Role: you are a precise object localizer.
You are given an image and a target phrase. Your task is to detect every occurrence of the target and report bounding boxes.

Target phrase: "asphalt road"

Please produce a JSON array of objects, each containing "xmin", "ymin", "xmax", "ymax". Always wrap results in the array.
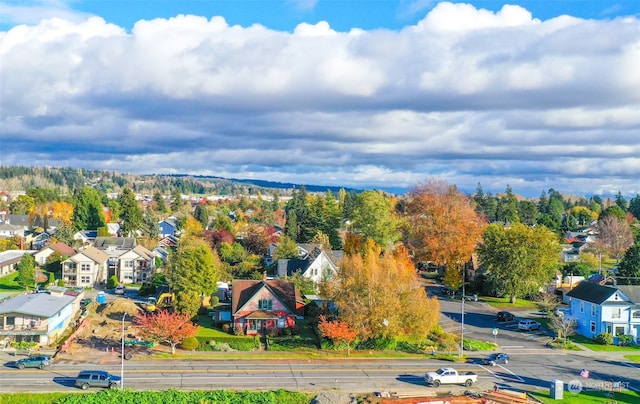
[{"xmin": 1, "ymin": 284, "xmax": 639, "ymax": 398}]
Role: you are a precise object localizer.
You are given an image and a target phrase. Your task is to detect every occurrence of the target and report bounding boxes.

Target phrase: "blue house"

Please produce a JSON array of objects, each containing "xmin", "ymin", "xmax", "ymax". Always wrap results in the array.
[
  {"xmin": 158, "ymin": 218, "xmax": 178, "ymax": 238},
  {"xmin": 566, "ymin": 281, "xmax": 640, "ymax": 343}
]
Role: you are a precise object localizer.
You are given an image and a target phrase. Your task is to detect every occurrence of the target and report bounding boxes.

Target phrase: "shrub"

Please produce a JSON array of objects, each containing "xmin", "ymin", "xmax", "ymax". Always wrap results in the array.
[
  {"xmin": 210, "ymin": 296, "xmax": 220, "ymax": 306},
  {"xmin": 57, "ymin": 279, "xmax": 65, "ymax": 287},
  {"xmin": 618, "ymin": 334, "xmax": 634, "ymax": 346},
  {"xmin": 233, "ymin": 326, "xmax": 245, "ymax": 336},
  {"xmin": 594, "ymin": 332, "xmax": 614, "ymax": 345},
  {"xmin": 221, "ymin": 324, "xmax": 231, "ymax": 333},
  {"xmin": 48, "ymin": 272, "xmax": 54, "ymax": 285},
  {"xmin": 180, "ymin": 336, "xmax": 199, "ymax": 350},
  {"xmin": 107, "ymin": 275, "xmax": 119, "ymax": 289}
]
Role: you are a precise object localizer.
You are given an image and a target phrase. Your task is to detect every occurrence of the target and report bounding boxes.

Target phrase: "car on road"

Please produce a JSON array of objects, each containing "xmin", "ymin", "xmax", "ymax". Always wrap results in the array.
[
  {"xmin": 15, "ymin": 354, "xmax": 52, "ymax": 370},
  {"xmin": 482, "ymin": 353, "xmax": 509, "ymax": 366},
  {"xmin": 424, "ymin": 367, "xmax": 477, "ymax": 387},
  {"xmin": 114, "ymin": 285, "xmax": 126, "ymax": 295},
  {"xmin": 518, "ymin": 319, "xmax": 541, "ymax": 331},
  {"xmin": 75, "ymin": 370, "xmax": 121, "ymax": 389},
  {"xmin": 496, "ymin": 311, "xmax": 515, "ymax": 322}
]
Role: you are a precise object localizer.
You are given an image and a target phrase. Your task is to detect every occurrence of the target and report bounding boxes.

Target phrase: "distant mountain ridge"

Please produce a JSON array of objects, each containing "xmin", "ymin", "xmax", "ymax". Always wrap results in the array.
[{"xmin": 0, "ymin": 166, "xmax": 373, "ymax": 196}]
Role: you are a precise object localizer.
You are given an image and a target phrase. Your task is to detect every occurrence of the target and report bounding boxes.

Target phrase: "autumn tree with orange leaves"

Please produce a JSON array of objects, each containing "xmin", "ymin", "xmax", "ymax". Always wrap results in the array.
[
  {"xmin": 133, "ymin": 310, "xmax": 198, "ymax": 354},
  {"xmin": 318, "ymin": 315, "xmax": 358, "ymax": 355},
  {"xmin": 321, "ymin": 241, "xmax": 440, "ymax": 342},
  {"xmin": 404, "ymin": 179, "xmax": 486, "ymax": 290}
]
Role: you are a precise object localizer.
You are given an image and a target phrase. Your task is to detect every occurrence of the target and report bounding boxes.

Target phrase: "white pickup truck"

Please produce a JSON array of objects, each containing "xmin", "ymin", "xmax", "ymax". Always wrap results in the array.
[{"xmin": 424, "ymin": 367, "xmax": 478, "ymax": 387}]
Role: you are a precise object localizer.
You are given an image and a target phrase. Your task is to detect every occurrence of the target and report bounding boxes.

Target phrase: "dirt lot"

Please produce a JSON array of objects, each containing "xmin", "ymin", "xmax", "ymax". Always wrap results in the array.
[{"xmin": 58, "ymin": 299, "xmax": 169, "ymax": 363}]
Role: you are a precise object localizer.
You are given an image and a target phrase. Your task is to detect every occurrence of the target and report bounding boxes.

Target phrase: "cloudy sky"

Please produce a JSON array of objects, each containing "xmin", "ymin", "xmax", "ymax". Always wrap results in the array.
[{"xmin": 1, "ymin": 1, "xmax": 639, "ymax": 197}]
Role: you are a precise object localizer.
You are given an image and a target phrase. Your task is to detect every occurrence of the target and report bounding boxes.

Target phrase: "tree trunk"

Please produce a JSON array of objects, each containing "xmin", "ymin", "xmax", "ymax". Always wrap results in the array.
[
  {"xmin": 171, "ymin": 342, "xmax": 176, "ymax": 354},
  {"xmin": 510, "ymin": 295, "xmax": 517, "ymax": 304}
]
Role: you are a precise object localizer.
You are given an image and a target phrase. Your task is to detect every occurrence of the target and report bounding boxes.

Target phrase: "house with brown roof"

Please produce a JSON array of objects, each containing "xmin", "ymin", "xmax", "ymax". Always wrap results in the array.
[
  {"xmin": 34, "ymin": 242, "xmax": 76, "ymax": 266},
  {"xmin": 231, "ymin": 279, "xmax": 304, "ymax": 336},
  {"xmin": 61, "ymin": 247, "xmax": 109, "ymax": 287}
]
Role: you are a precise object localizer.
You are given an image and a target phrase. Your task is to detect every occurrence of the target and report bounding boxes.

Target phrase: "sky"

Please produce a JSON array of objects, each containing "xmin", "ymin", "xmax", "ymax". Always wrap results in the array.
[{"xmin": 1, "ymin": 1, "xmax": 639, "ymax": 197}]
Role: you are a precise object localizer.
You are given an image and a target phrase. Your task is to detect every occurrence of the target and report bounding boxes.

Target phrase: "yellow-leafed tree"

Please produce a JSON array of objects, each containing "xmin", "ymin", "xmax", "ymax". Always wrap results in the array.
[{"xmin": 321, "ymin": 241, "xmax": 439, "ymax": 342}]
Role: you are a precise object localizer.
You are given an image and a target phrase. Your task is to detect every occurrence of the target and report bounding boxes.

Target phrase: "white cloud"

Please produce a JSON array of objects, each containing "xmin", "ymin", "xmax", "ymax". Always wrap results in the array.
[{"xmin": 1, "ymin": 3, "xmax": 639, "ymax": 197}]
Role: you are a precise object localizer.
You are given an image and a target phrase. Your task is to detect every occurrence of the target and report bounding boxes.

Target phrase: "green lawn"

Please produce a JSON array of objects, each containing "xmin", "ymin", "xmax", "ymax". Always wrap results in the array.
[
  {"xmin": 530, "ymin": 388, "xmax": 639, "ymax": 403},
  {"xmin": 479, "ymin": 296, "xmax": 538, "ymax": 309},
  {"xmin": 0, "ymin": 272, "xmax": 24, "ymax": 291},
  {"xmin": 569, "ymin": 334, "xmax": 640, "ymax": 352}
]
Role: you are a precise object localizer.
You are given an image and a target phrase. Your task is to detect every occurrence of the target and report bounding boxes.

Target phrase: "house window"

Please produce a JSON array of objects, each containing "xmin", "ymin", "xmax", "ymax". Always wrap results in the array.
[
  {"xmin": 277, "ymin": 318, "xmax": 286, "ymax": 328},
  {"xmin": 611, "ymin": 308, "xmax": 621, "ymax": 319},
  {"xmin": 80, "ymin": 276, "xmax": 90, "ymax": 284},
  {"xmin": 590, "ymin": 321, "xmax": 596, "ymax": 333},
  {"xmin": 125, "ymin": 260, "xmax": 133, "ymax": 268},
  {"xmin": 258, "ymin": 299, "xmax": 273, "ymax": 311},
  {"xmin": 615, "ymin": 326, "xmax": 625, "ymax": 336},
  {"xmin": 591, "ymin": 305, "xmax": 596, "ymax": 317},
  {"xmin": 81, "ymin": 264, "xmax": 91, "ymax": 271},
  {"xmin": 580, "ymin": 301, "xmax": 584, "ymax": 313},
  {"xmin": 633, "ymin": 311, "xmax": 640, "ymax": 319}
]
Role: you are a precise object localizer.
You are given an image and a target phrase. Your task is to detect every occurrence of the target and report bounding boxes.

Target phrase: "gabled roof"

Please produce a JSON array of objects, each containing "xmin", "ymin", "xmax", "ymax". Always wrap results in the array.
[
  {"xmin": 94, "ymin": 237, "xmax": 136, "ymax": 249},
  {"xmin": 0, "ymin": 250, "xmax": 35, "ymax": 265},
  {"xmin": 616, "ymin": 286, "xmax": 640, "ymax": 304},
  {"xmin": 48, "ymin": 242, "xmax": 76, "ymax": 256},
  {"xmin": 0, "ymin": 293, "xmax": 75, "ymax": 318},
  {"xmin": 232, "ymin": 279, "xmax": 301, "ymax": 315},
  {"xmin": 566, "ymin": 281, "xmax": 618, "ymax": 304},
  {"xmin": 74, "ymin": 246, "xmax": 109, "ymax": 263},
  {"xmin": 132, "ymin": 245, "xmax": 154, "ymax": 260}
]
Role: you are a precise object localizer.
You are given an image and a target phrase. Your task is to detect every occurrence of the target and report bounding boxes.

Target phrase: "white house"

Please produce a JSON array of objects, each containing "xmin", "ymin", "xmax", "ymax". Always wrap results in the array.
[
  {"xmin": 276, "ymin": 245, "xmax": 342, "ymax": 286},
  {"xmin": 566, "ymin": 281, "xmax": 640, "ymax": 343},
  {"xmin": 0, "ymin": 292, "xmax": 79, "ymax": 346},
  {"xmin": 61, "ymin": 247, "xmax": 109, "ymax": 287}
]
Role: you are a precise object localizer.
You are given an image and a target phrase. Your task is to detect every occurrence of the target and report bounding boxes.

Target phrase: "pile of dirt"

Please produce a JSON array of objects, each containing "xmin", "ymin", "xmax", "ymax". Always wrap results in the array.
[{"xmin": 99, "ymin": 299, "xmax": 141, "ymax": 317}]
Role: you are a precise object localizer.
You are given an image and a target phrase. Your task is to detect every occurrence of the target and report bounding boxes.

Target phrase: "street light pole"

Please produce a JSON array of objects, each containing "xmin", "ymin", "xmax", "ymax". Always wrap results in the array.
[
  {"xmin": 460, "ymin": 267, "xmax": 465, "ymax": 359},
  {"xmin": 121, "ymin": 313, "xmax": 126, "ymax": 389}
]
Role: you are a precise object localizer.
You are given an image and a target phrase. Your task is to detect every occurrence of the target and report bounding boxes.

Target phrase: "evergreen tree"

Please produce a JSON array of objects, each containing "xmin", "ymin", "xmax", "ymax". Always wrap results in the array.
[
  {"xmin": 153, "ymin": 191, "xmax": 167, "ymax": 213},
  {"xmin": 72, "ymin": 186, "xmax": 106, "ymax": 230},
  {"xmin": 618, "ymin": 243, "xmax": 640, "ymax": 285},
  {"xmin": 630, "ymin": 195, "xmax": 640, "ymax": 221},
  {"xmin": 615, "ymin": 191, "xmax": 628, "ymax": 211},
  {"xmin": 170, "ymin": 188, "xmax": 183, "ymax": 212},
  {"xmin": 193, "ymin": 204, "xmax": 209, "ymax": 229},
  {"xmin": 496, "ymin": 185, "xmax": 519, "ymax": 223},
  {"xmin": 17, "ymin": 254, "xmax": 36, "ymax": 290},
  {"xmin": 118, "ymin": 187, "xmax": 143, "ymax": 236}
]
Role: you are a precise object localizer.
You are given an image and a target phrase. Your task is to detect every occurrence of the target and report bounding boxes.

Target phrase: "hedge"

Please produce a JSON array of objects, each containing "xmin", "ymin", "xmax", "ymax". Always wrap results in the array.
[{"xmin": 195, "ymin": 335, "xmax": 259, "ymax": 351}]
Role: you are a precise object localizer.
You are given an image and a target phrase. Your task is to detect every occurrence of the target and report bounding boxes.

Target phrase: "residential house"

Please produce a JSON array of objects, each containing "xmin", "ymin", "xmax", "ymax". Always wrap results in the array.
[
  {"xmin": 115, "ymin": 245, "xmax": 156, "ymax": 283},
  {"xmin": 566, "ymin": 281, "xmax": 640, "ymax": 343},
  {"xmin": 0, "ymin": 222, "xmax": 25, "ymax": 238},
  {"xmin": 0, "ymin": 291, "xmax": 80, "ymax": 346},
  {"xmin": 0, "ymin": 250, "xmax": 36, "ymax": 276},
  {"xmin": 231, "ymin": 279, "xmax": 304, "ymax": 336},
  {"xmin": 27, "ymin": 231, "xmax": 51, "ymax": 250},
  {"xmin": 34, "ymin": 242, "xmax": 76, "ymax": 266},
  {"xmin": 275, "ymin": 244, "xmax": 342, "ymax": 286},
  {"xmin": 158, "ymin": 218, "xmax": 178, "ymax": 238},
  {"xmin": 73, "ymin": 230, "xmax": 98, "ymax": 246},
  {"xmin": 93, "ymin": 237, "xmax": 156, "ymax": 283},
  {"xmin": 61, "ymin": 247, "xmax": 109, "ymax": 287}
]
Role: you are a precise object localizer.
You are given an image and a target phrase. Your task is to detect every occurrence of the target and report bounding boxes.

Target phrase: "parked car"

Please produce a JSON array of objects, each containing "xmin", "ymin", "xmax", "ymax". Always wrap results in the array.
[
  {"xmin": 496, "ymin": 311, "xmax": 515, "ymax": 322},
  {"xmin": 15, "ymin": 354, "xmax": 52, "ymax": 370},
  {"xmin": 75, "ymin": 370, "xmax": 121, "ymax": 389},
  {"xmin": 114, "ymin": 285, "xmax": 126, "ymax": 295},
  {"xmin": 482, "ymin": 353, "xmax": 509, "ymax": 366},
  {"xmin": 518, "ymin": 319, "xmax": 541, "ymax": 331}
]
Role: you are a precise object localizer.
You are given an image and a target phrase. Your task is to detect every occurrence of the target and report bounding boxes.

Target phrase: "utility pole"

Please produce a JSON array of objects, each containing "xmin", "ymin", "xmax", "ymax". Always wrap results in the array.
[
  {"xmin": 459, "ymin": 267, "xmax": 465, "ymax": 359},
  {"xmin": 121, "ymin": 313, "xmax": 126, "ymax": 388}
]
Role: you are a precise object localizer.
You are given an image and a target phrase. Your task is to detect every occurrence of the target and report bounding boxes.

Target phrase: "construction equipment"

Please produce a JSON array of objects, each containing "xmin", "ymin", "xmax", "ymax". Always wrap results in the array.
[{"xmin": 140, "ymin": 285, "xmax": 174, "ymax": 312}]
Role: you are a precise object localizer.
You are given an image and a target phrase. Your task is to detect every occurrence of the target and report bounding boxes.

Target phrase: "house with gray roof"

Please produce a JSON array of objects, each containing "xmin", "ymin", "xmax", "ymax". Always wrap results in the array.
[
  {"xmin": 566, "ymin": 281, "xmax": 640, "ymax": 343},
  {"xmin": 0, "ymin": 250, "xmax": 36, "ymax": 276},
  {"xmin": 276, "ymin": 244, "xmax": 342, "ymax": 287},
  {"xmin": 0, "ymin": 292, "xmax": 78, "ymax": 346}
]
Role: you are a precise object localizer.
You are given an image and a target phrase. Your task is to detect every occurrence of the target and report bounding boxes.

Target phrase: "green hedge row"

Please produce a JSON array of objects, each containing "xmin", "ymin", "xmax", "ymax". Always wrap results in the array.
[{"xmin": 194, "ymin": 335, "xmax": 260, "ymax": 351}]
